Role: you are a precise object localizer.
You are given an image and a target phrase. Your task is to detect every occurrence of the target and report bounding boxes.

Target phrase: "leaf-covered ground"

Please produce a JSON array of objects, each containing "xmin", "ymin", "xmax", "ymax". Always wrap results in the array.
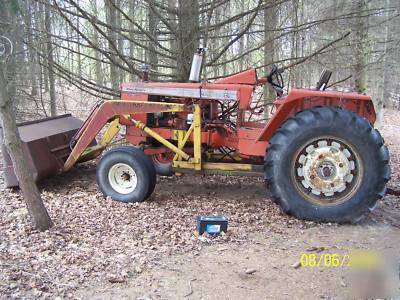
[{"xmin": 0, "ymin": 110, "xmax": 399, "ymax": 299}]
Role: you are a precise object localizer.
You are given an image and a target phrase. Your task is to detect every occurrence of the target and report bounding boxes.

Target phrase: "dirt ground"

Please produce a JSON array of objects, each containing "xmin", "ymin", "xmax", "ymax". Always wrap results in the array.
[{"xmin": 1, "ymin": 110, "xmax": 400, "ymax": 299}]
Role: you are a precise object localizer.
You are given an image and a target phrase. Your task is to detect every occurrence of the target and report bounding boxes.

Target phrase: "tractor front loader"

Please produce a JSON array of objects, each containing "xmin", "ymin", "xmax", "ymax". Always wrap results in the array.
[{"xmin": 2, "ymin": 50, "xmax": 390, "ymax": 223}]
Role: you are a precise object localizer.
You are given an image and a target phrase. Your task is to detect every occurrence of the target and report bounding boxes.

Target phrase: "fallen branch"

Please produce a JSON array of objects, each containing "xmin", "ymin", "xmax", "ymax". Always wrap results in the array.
[{"xmin": 184, "ymin": 278, "xmax": 196, "ymax": 297}]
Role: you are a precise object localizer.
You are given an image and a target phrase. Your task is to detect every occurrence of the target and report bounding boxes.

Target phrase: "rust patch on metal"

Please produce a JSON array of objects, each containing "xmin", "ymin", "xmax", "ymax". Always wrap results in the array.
[{"xmin": 0, "ymin": 114, "xmax": 84, "ymax": 187}]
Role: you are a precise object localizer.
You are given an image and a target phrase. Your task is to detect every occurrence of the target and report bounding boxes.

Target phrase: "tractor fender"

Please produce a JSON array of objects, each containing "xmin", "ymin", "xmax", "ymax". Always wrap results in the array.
[{"xmin": 256, "ymin": 89, "xmax": 376, "ymax": 142}]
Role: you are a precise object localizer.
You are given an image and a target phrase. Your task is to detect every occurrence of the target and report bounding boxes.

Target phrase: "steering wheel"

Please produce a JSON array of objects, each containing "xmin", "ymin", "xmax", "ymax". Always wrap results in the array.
[{"xmin": 267, "ymin": 64, "xmax": 284, "ymax": 96}]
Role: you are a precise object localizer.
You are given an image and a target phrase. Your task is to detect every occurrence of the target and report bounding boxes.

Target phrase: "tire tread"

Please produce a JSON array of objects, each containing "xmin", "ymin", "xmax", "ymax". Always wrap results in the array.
[{"xmin": 264, "ymin": 106, "xmax": 390, "ymax": 223}]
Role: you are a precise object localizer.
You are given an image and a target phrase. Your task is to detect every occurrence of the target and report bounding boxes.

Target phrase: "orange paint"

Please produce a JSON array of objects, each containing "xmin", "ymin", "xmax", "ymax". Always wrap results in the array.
[{"xmin": 121, "ymin": 69, "xmax": 375, "ymax": 157}]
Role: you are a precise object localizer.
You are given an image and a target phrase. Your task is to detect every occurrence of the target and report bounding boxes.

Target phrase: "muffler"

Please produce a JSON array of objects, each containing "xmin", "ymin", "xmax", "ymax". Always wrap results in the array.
[{"xmin": 189, "ymin": 48, "xmax": 206, "ymax": 82}]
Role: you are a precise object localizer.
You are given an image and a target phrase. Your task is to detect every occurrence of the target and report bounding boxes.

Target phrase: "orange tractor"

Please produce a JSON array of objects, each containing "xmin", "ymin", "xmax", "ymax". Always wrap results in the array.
[{"xmin": 2, "ymin": 49, "xmax": 390, "ymax": 222}]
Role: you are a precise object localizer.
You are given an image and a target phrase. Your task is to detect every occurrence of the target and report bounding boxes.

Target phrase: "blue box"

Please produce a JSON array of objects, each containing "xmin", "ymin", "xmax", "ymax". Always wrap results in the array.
[{"xmin": 197, "ymin": 215, "xmax": 228, "ymax": 235}]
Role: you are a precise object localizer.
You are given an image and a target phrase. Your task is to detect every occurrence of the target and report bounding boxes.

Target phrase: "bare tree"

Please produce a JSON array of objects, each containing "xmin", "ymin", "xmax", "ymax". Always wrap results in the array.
[
  {"xmin": 176, "ymin": 0, "xmax": 200, "ymax": 81},
  {"xmin": 263, "ymin": 4, "xmax": 277, "ymax": 116},
  {"xmin": 9, "ymin": 0, "xmax": 400, "ymax": 123},
  {"xmin": 106, "ymin": 0, "xmax": 120, "ymax": 92},
  {"xmin": 0, "ymin": 0, "xmax": 53, "ymax": 231},
  {"xmin": 353, "ymin": 0, "xmax": 368, "ymax": 93},
  {"xmin": 45, "ymin": 0, "xmax": 57, "ymax": 116}
]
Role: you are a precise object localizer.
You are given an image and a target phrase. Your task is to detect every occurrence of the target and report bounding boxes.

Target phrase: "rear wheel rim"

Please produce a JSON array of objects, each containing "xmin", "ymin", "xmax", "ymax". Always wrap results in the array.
[
  {"xmin": 292, "ymin": 137, "xmax": 363, "ymax": 206},
  {"xmin": 108, "ymin": 163, "xmax": 137, "ymax": 194}
]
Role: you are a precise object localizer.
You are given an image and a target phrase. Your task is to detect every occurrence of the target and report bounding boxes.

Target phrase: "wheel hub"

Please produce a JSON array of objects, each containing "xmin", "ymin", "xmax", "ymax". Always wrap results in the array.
[
  {"xmin": 296, "ymin": 140, "xmax": 356, "ymax": 197},
  {"xmin": 317, "ymin": 161, "xmax": 336, "ymax": 179},
  {"xmin": 108, "ymin": 163, "xmax": 137, "ymax": 194}
]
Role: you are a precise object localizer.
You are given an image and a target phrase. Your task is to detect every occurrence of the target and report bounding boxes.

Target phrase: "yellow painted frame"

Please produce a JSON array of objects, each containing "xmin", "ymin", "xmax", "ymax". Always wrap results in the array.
[
  {"xmin": 99, "ymin": 118, "xmax": 121, "ymax": 147},
  {"xmin": 129, "ymin": 104, "xmax": 262, "ymax": 175},
  {"xmin": 171, "ymin": 104, "xmax": 202, "ymax": 170},
  {"xmin": 79, "ymin": 118, "xmax": 121, "ymax": 161},
  {"xmin": 81, "ymin": 102, "xmax": 262, "ymax": 176}
]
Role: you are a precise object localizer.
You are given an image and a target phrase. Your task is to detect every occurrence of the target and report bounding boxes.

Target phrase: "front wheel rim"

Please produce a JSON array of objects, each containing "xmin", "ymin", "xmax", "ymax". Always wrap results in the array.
[
  {"xmin": 292, "ymin": 137, "xmax": 363, "ymax": 206},
  {"xmin": 108, "ymin": 163, "xmax": 137, "ymax": 194}
]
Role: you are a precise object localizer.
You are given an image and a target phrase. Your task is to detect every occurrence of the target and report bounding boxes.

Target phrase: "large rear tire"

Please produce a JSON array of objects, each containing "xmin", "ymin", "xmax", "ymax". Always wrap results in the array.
[
  {"xmin": 264, "ymin": 106, "xmax": 390, "ymax": 223},
  {"xmin": 97, "ymin": 147, "xmax": 156, "ymax": 203}
]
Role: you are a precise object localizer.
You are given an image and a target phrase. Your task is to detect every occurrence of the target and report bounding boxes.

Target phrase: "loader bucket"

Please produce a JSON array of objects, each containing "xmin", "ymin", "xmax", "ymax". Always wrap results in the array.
[{"xmin": 0, "ymin": 114, "xmax": 88, "ymax": 188}]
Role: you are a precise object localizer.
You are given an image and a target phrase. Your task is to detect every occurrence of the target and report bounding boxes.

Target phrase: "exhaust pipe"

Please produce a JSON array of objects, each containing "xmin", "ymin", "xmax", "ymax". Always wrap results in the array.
[{"xmin": 189, "ymin": 48, "xmax": 206, "ymax": 82}]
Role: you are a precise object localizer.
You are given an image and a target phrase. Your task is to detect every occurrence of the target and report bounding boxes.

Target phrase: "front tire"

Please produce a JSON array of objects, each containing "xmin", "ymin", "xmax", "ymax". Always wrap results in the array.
[
  {"xmin": 264, "ymin": 106, "xmax": 390, "ymax": 223},
  {"xmin": 97, "ymin": 148, "xmax": 154, "ymax": 203},
  {"xmin": 107, "ymin": 146, "xmax": 156, "ymax": 199}
]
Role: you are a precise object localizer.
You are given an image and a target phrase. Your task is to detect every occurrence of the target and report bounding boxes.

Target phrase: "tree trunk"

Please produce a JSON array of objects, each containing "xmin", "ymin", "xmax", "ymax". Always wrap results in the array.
[
  {"xmin": 330, "ymin": 0, "xmax": 340, "ymax": 84},
  {"xmin": 375, "ymin": 0, "xmax": 392, "ymax": 128},
  {"xmin": 92, "ymin": 0, "xmax": 103, "ymax": 85},
  {"xmin": 76, "ymin": 0, "xmax": 82, "ymax": 79},
  {"xmin": 176, "ymin": 0, "xmax": 200, "ymax": 82},
  {"xmin": 353, "ymin": 0, "xmax": 368, "ymax": 94},
  {"xmin": 147, "ymin": 0, "xmax": 158, "ymax": 81},
  {"xmin": 115, "ymin": 0, "xmax": 124, "ymax": 83},
  {"xmin": 106, "ymin": 0, "xmax": 119, "ymax": 92},
  {"xmin": 38, "ymin": 3, "xmax": 48, "ymax": 93},
  {"xmin": 44, "ymin": 0, "xmax": 57, "ymax": 116},
  {"xmin": 289, "ymin": 0, "xmax": 300, "ymax": 88},
  {"xmin": 24, "ymin": 0, "xmax": 38, "ymax": 96},
  {"xmin": 167, "ymin": 0, "xmax": 178, "ymax": 79},
  {"xmin": 263, "ymin": 5, "xmax": 277, "ymax": 118},
  {"xmin": 128, "ymin": 0, "xmax": 136, "ymax": 82},
  {"xmin": 0, "ymin": 0, "xmax": 53, "ymax": 231},
  {"xmin": 238, "ymin": 0, "xmax": 245, "ymax": 71},
  {"xmin": 353, "ymin": 0, "xmax": 381, "ymax": 127}
]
